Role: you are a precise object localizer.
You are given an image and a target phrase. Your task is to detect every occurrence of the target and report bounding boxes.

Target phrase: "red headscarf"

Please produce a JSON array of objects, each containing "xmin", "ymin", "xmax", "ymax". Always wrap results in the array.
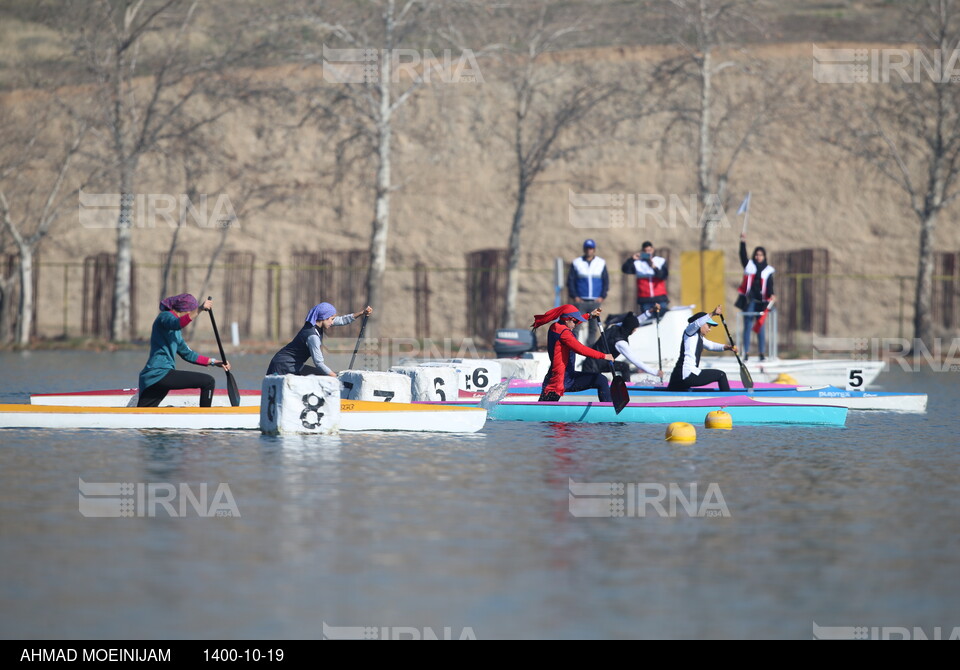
[{"xmin": 531, "ymin": 304, "xmax": 589, "ymax": 329}]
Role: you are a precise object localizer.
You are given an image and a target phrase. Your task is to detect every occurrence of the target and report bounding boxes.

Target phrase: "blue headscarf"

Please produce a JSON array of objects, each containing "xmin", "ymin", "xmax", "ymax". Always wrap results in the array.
[{"xmin": 305, "ymin": 302, "xmax": 337, "ymax": 325}]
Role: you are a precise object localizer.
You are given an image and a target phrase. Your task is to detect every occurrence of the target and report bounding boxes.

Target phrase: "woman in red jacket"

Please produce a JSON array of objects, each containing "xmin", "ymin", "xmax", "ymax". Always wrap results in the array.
[{"xmin": 532, "ymin": 304, "xmax": 614, "ymax": 402}]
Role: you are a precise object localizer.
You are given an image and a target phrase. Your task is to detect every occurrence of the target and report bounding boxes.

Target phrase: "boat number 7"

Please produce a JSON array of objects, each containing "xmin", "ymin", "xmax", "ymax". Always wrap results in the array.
[
  {"xmin": 301, "ymin": 393, "xmax": 326, "ymax": 429},
  {"xmin": 846, "ymin": 368, "xmax": 864, "ymax": 390}
]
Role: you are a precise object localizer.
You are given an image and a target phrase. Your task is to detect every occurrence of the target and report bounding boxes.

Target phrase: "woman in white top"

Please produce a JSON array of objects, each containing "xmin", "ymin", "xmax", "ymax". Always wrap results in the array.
[{"xmin": 666, "ymin": 305, "xmax": 737, "ymax": 391}]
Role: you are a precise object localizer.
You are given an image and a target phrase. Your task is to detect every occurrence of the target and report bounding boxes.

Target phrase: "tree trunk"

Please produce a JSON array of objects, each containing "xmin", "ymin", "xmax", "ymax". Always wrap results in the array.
[
  {"xmin": 914, "ymin": 210, "xmax": 937, "ymax": 347},
  {"xmin": 0, "ymin": 275, "xmax": 13, "ymax": 343},
  {"xmin": 698, "ymin": 47, "xmax": 715, "ymax": 252},
  {"xmin": 501, "ymin": 186, "xmax": 526, "ymax": 329},
  {"xmin": 365, "ymin": 49, "xmax": 392, "ymax": 340},
  {"xmin": 16, "ymin": 243, "xmax": 32, "ymax": 346},
  {"xmin": 111, "ymin": 168, "xmax": 134, "ymax": 342}
]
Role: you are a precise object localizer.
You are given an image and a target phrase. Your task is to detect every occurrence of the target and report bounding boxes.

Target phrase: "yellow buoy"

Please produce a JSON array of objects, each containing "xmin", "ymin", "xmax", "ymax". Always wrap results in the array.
[
  {"xmin": 705, "ymin": 410, "xmax": 733, "ymax": 430},
  {"xmin": 774, "ymin": 373, "xmax": 798, "ymax": 385},
  {"xmin": 665, "ymin": 421, "xmax": 697, "ymax": 443}
]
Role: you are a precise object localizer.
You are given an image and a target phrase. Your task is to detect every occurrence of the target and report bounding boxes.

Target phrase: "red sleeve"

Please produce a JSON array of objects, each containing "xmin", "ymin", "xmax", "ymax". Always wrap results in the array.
[
  {"xmin": 560, "ymin": 328, "xmax": 607, "ymax": 359},
  {"xmin": 179, "ymin": 313, "xmax": 192, "ymax": 328},
  {"xmin": 195, "ymin": 355, "xmax": 210, "ymax": 366}
]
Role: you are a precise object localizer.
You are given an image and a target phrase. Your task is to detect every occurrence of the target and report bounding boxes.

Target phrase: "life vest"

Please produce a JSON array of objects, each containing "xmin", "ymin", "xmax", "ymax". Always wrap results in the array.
[
  {"xmin": 570, "ymin": 256, "xmax": 606, "ymax": 300},
  {"xmin": 631, "ymin": 257, "xmax": 667, "ymax": 298},
  {"xmin": 738, "ymin": 261, "xmax": 775, "ymax": 301}
]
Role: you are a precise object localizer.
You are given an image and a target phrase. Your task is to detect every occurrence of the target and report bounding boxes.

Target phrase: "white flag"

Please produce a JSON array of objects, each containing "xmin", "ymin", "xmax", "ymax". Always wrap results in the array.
[{"xmin": 737, "ymin": 192, "xmax": 751, "ymax": 216}]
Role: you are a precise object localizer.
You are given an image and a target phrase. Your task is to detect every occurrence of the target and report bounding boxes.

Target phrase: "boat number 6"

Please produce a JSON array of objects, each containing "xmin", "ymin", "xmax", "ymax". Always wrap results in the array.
[
  {"xmin": 472, "ymin": 368, "xmax": 488, "ymax": 389},
  {"xmin": 301, "ymin": 393, "xmax": 326, "ymax": 429}
]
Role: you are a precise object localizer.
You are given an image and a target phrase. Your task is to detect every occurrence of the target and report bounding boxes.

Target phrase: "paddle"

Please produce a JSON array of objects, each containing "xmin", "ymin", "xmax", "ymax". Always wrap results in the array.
[
  {"xmin": 596, "ymin": 316, "xmax": 629, "ymax": 414},
  {"xmin": 347, "ymin": 312, "xmax": 369, "ymax": 371},
  {"xmin": 205, "ymin": 296, "xmax": 240, "ymax": 407},
  {"xmin": 655, "ymin": 308, "xmax": 663, "ymax": 373},
  {"xmin": 719, "ymin": 313, "xmax": 754, "ymax": 390}
]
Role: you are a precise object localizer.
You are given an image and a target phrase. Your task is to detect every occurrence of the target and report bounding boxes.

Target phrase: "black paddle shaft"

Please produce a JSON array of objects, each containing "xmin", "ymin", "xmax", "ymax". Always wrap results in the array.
[
  {"xmin": 656, "ymin": 311, "xmax": 663, "ymax": 371},
  {"xmin": 206, "ymin": 296, "xmax": 241, "ymax": 406},
  {"xmin": 348, "ymin": 313, "xmax": 369, "ymax": 371},
  {"xmin": 719, "ymin": 313, "xmax": 754, "ymax": 390},
  {"xmin": 207, "ymin": 297, "xmax": 229, "ymax": 364},
  {"xmin": 596, "ymin": 316, "xmax": 629, "ymax": 413}
]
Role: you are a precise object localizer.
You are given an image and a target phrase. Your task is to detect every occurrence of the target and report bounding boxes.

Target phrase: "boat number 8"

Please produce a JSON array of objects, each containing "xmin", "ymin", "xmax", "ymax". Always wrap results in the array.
[
  {"xmin": 301, "ymin": 393, "xmax": 326, "ymax": 429},
  {"xmin": 266, "ymin": 385, "xmax": 277, "ymax": 422}
]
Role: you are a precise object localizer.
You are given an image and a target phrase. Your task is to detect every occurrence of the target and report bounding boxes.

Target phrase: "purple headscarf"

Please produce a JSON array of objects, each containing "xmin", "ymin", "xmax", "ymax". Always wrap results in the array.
[
  {"xmin": 305, "ymin": 302, "xmax": 337, "ymax": 324},
  {"xmin": 159, "ymin": 293, "xmax": 198, "ymax": 313}
]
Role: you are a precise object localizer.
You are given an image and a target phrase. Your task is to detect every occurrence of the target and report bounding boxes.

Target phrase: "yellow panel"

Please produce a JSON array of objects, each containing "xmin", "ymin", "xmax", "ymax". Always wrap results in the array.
[{"xmin": 679, "ymin": 250, "xmax": 727, "ymax": 345}]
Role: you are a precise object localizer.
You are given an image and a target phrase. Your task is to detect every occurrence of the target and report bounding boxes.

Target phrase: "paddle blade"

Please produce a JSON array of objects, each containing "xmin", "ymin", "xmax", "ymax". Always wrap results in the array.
[
  {"xmin": 739, "ymin": 363, "xmax": 754, "ymax": 390},
  {"xmin": 611, "ymin": 376, "xmax": 629, "ymax": 414},
  {"xmin": 225, "ymin": 371, "xmax": 241, "ymax": 407}
]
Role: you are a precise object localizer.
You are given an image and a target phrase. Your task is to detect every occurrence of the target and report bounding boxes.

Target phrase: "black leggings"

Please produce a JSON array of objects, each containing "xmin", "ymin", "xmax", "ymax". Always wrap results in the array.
[
  {"xmin": 138, "ymin": 370, "xmax": 216, "ymax": 407},
  {"xmin": 539, "ymin": 372, "xmax": 612, "ymax": 403},
  {"xmin": 668, "ymin": 369, "xmax": 730, "ymax": 392}
]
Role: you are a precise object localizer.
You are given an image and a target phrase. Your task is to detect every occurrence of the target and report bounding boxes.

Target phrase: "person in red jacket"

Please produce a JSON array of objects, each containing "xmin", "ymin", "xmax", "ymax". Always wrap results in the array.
[{"xmin": 531, "ymin": 304, "xmax": 614, "ymax": 402}]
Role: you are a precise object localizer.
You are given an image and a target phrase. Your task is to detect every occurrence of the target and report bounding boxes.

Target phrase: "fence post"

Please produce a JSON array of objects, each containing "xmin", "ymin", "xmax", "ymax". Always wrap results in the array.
[
  {"xmin": 62, "ymin": 264, "xmax": 68, "ymax": 338},
  {"xmin": 898, "ymin": 276, "xmax": 905, "ymax": 340}
]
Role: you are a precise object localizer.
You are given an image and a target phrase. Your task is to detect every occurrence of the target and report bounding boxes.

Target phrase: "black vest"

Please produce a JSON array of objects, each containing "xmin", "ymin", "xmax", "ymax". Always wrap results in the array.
[
  {"xmin": 667, "ymin": 330, "xmax": 703, "ymax": 389},
  {"xmin": 266, "ymin": 323, "xmax": 319, "ymax": 375}
]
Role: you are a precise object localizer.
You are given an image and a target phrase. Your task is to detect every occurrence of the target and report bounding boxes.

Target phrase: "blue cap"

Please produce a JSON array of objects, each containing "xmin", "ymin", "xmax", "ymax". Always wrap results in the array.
[
  {"xmin": 563, "ymin": 310, "xmax": 588, "ymax": 323},
  {"xmin": 583, "ymin": 239, "xmax": 596, "ymax": 248}
]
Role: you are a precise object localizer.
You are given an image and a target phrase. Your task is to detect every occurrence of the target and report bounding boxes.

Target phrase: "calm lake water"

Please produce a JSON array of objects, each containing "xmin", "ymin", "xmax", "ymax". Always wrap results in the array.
[{"xmin": 1, "ymin": 351, "xmax": 958, "ymax": 639}]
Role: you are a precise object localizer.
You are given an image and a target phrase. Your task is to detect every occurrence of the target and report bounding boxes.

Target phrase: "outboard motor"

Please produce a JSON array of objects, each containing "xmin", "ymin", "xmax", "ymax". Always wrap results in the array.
[{"xmin": 493, "ymin": 329, "xmax": 537, "ymax": 357}]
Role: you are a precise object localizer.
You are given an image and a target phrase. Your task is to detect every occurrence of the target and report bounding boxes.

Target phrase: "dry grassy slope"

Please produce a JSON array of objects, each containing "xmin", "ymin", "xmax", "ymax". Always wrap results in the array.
[{"xmin": 8, "ymin": 42, "xmax": 960, "ymax": 347}]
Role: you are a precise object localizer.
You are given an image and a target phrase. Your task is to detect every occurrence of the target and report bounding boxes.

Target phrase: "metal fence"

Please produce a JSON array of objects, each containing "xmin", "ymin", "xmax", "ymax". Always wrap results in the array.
[{"xmin": 7, "ymin": 249, "xmax": 960, "ymax": 347}]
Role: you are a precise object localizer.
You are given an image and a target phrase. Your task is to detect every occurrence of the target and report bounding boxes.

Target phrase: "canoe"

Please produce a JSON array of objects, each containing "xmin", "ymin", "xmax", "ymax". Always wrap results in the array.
[
  {"xmin": 30, "ymin": 388, "xmax": 261, "ymax": 408},
  {"xmin": 0, "ymin": 401, "xmax": 487, "ymax": 433},
  {"xmin": 501, "ymin": 383, "xmax": 927, "ymax": 412},
  {"xmin": 480, "ymin": 396, "xmax": 847, "ymax": 426}
]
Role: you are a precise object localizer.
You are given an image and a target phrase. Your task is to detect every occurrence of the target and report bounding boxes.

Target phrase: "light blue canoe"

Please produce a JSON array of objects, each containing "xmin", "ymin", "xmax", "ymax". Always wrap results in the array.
[
  {"xmin": 504, "ymin": 383, "xmax": 926, "ymax": 412},
  {"xmin": 485, "ymin": 396, "xmax": 847, "ymax": 426}
]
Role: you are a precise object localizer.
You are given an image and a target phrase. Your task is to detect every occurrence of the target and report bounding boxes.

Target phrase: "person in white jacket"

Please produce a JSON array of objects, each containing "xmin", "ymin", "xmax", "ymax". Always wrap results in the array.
[{"xmin": 666, "ymin": 305, "xmax": 737, "ymax": 391}]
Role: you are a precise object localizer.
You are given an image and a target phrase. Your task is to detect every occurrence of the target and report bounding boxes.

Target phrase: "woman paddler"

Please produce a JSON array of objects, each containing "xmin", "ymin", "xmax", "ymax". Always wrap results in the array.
[
  {"xmin": 137, "ymin": 294, "xmax": 230, "ymax": 407},
  {"xmin": 266, "ymin": 302, "xmax": 373, "ymax": 376},
  {"xmin": 531, "ymin": 304, "xmax": 614, "ymax": 402}
]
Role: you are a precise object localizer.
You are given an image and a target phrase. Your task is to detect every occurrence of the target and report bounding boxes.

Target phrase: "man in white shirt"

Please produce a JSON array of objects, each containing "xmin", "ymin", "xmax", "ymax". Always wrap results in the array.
[{"xmin": 666, "ymin": 305, "xmax": 737, "ymax": 391}]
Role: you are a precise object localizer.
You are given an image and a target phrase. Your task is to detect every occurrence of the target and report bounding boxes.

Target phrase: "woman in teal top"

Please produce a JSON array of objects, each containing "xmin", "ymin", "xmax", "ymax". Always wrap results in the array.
[{"xmin": 137, "ymin": 294, "xmax": 230, "ymax": 407}]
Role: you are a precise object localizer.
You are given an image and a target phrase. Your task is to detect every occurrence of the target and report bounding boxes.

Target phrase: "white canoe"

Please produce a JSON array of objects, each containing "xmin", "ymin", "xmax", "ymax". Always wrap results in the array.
[
  {"xmin": 0, "ymin": 401, "xmax": 487, "ymax": 433},
  {"xmin": 30, "ymin": 388, "xmax": 261, "ymax": 407}
]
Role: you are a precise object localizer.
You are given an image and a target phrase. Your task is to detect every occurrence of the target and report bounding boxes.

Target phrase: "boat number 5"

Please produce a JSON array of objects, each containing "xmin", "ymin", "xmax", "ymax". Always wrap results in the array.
[
  {"xmin": 846, "ymin": 368, "xmax": 864, "ymax": 391},
  {"xmin": 301, "ymin": 393, "xmax": 326, "ymax": 429}
]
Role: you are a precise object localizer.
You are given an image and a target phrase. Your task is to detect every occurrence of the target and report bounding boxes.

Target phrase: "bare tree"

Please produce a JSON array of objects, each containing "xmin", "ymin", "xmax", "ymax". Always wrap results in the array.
[
  {"xmin": 0, "ymin": 110, "xmax": 86, "ymax": 345},
  {"xmin": 823, "ymin": 0, "xmax": 960, "ymax": 347},
  {"xmin": 292, "ymin": 0, "xmax": 474, "ymax": 336},
  {"xmin": 654, "ymin": 0, "xmax": 792, "ymax": 250},
  {"xmin": 484, "ymin": 4, "xmax": 622, "ymax": 328},
  {"xmin": 47, "ymin": 0, "xmax": 258, "ymax": 341}
]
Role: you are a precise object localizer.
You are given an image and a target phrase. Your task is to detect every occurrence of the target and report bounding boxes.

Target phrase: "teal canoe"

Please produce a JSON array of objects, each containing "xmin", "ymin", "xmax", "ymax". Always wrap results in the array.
[{"xmin": 486, "ymin": 396, "xmax": 847, "ymax": 426}]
